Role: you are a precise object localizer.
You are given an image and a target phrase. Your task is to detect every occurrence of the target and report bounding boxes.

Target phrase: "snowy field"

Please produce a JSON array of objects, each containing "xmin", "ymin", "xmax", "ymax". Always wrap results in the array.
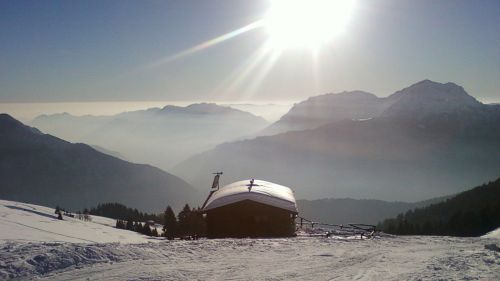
[
  {"xmin": 0, "ymin": 200, "xmax": 155, "ymax": 244},
  {"xmin": 0, "ymin": 200, "xmax": 499, "ymax": 280}
]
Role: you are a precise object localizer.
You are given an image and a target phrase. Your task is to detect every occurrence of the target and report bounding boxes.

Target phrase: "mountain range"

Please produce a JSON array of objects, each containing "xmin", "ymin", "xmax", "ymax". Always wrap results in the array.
[
  {"xmin": 174, "ymin": 80, "xmax": 500, "ymax": 201},
  {"xmin": 261, "ymin": 80, "xmax": 491, "ymax": 135},
  {"xmin": 0, "ymin": 110, "xmax": 451, "ymax": 224},
  {"xmin": 0, "ymin": 114, "xmax": 196, "ymax": 212},
  {"xmin": 2, "ymin": 79, "xmax": 498, "ymax": 216},
  {"xmin": 31, "ymin": 103, "xmax": 269, "ymax": 170},
  {"xmin": 297, "ymin": 196, "xmax": 449, "ymax": 225}
]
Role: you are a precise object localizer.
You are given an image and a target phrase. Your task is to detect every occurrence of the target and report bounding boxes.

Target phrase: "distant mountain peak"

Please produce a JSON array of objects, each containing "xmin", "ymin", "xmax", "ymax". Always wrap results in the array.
[
  {"xmin": 0, "ymin": 113, "xmax": 18, "ymax": 124},
  {"xmin": 158, "ymin": 103, "xmax": 267, "ymax": 123},
  {"xmin": 160, "ymin": 103, "xmax": 233, "ymax": 115},
  {"xmin": 412, "ymin": 79, "xmax": 462, "ymax": 88},
  {"xmin": 333, "ymin": 90, "xmax": 379, "ymax": 98},
  {"xmin": 185, "ymin": 103, "xmax": 233, "ymax": 114},
  {"xmin": 394, "ymin": 80, "xmax": 477, "ymax": 101},
  {"xmin": 0, "ymin": 113, "xmax": 42, "ymax": 135},
  {"xmin": 259, "ymin": 90, "xmax": 386, "ymax": 135},
  {"xmin": 306, "ymin": 90, "xmax": 378, "ymax": 103},
  {"xmin": 37, "ymin": 112, "xmax": 73, "ymax": 118},
  {"xmin": 383, "ymin": 80, "xmax": 482, "ymax": 119}
]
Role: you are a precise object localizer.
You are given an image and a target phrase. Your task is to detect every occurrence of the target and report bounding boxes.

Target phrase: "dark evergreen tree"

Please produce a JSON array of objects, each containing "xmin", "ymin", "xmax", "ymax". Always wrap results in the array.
[
  {"xmin": 177, "ymin": 204, "xmax": 193, "ymax": 236},
  {"xmin": 151, "ymin": 227, "xmax": 159, "ymax": 237},
  {"xmin": 142, "ymin": 224, "xmax": 152, "ymax": 236},
  {"xmin": 163, "ymin": 206, "xmax": 177, "ymax": 239},
  {"xmin": 116, "ymin": 220, "xmax": 126, "ymax": 229},
  {"xmin": 126, "ymin": 219, "xmax": 134, "ymax": 231},
  {"xmin": 134, "ymin": 221, "xmax": 143, "ymax": 233},
  {"xmin": 191, "ymin": 207, "xmax": 206, "ymax": 237}
]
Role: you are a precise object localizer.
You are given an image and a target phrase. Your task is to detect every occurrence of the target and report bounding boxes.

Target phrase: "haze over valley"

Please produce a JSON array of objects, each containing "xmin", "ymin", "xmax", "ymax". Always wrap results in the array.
[
  {"xmin": 1, "ymin": 79, "xmax": 498, "ymax": 208},
  {"xmin": 175, "ymin": 80, "xmax": 500, "ymax": 201}
]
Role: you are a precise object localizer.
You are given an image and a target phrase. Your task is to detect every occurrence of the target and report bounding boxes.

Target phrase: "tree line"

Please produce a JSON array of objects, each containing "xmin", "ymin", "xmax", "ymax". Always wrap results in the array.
[
  {"xmin": 115, "ymin": 219, "xmax": 159, "ymax": 237},
  {"xmin": 110, "ymin": 203, "xmax": 206, "ymax": 239},
  {"xmin": 162, "ymin": 204, "xmax": 206, "ymax": 239},
  {"xmin": 54, "ymin": 201, "xmax": 207, "ymax": 238},
  {"xmin": 89, "ymin": 202, "xmax": 162, "ymax": 222},
  {"xmin": 378, "ymin": 178, "xmax": 500, "ymax": 237}
]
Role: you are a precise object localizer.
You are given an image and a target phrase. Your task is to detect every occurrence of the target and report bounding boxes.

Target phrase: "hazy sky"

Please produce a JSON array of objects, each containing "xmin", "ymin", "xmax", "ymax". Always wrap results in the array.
[{"xmin": 1, "ymin": 0, "xmax": 499, "ymax": 103}]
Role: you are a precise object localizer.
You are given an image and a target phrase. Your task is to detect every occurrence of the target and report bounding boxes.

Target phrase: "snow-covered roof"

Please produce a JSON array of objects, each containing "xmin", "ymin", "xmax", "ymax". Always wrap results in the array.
[{"xmin": 203, "ymin": 179, "xmax": 298, "ymax": 213}]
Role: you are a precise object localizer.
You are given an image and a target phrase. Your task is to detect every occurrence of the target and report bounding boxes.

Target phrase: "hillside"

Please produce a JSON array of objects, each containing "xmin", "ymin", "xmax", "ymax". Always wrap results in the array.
[
  {"xmin": 174, "ymin": 80, "xmax": 500, "ymax": 201},
  {"xmin": 0, "ymin": 114, "xmax": 196, "ymax": 212},
  {"xmin": 0, "ymin": 199, "xmax": 153, "ymax": 243},
  {"xmin": 297, "ymin": 196, "xmax": 448, "ymax": 225},
  {"xmin": 379, "ymin": 178, "xmax": 500, "ymax": 237},
  {"xmin": 31, "ymin": 103, "xmax": 269, "ymax": 169}
]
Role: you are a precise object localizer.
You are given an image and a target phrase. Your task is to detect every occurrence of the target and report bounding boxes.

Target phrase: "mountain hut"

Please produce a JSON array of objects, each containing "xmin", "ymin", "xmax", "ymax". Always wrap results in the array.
[{"xmin": 201, "ymin": 178, "xmax": 298, "ymax": 238}]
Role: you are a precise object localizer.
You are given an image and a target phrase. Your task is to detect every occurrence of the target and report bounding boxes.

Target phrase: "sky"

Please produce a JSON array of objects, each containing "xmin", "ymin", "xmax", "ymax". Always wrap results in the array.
[{"xmin": 1, "ymin": 0, "xmax": 499, "ymax": 104}]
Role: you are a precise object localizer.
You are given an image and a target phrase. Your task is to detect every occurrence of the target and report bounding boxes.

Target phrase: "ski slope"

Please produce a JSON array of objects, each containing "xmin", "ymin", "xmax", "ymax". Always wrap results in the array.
[
  {"xmin": 0, "ymin": 199, "xmax": 154, "ymax": 244},
  {"xmin": 0, "ymin": 199, "xmax": 499, "ymax": 280}
]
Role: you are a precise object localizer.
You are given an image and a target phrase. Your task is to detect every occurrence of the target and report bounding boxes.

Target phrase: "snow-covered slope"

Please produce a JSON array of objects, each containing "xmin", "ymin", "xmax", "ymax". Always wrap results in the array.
[
  {"xmin": 1, "ymin": 199, "xmax": 498, "ymax": 280},
  {"xmin": 483, "ymin": 228, "xmax": 500, "ymax": 240},
  {"xmin": 1, "ymin": 236, "xmax": 499, "ymax": 280},
  {"xmin": 0, "ymin": 199, "xmax": 154, "ymax": 244}
]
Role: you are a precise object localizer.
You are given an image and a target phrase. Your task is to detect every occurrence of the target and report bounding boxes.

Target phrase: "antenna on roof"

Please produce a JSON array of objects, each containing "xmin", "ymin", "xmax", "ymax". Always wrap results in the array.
[
  {"xmin": 201, "ymin": 172, "xmax": 223, "ymax": 210},
  {"xmin": 211, "ymin": 172, "xmax": 223, "ymax": 190}
]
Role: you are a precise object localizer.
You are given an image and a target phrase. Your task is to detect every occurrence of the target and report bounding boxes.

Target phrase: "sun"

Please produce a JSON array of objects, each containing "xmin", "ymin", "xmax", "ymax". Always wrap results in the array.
[{"xmin": 264, "ymin": 0, "xmax": 355, "ymax": 50}]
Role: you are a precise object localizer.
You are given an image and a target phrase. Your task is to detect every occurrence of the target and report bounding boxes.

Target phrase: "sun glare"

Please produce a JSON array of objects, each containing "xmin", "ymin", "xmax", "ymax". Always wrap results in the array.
[{"xmin": 264, "ymin": 0, "xmax": 355, "ymax": 50}]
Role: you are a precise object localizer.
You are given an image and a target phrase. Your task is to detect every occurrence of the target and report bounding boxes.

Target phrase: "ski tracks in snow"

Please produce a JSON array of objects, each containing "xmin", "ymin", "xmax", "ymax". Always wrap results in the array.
[{"xmin": 1, "ymin": 236, "xmax": 499, "ymax": 280}]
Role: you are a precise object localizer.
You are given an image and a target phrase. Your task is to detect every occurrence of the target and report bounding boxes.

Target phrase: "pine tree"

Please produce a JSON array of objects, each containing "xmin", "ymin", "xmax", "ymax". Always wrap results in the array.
[
  {"xmin": 191, "ymin": 207, "xmax": 206, "ymax": 237},
  {"xmin": 134, "ymin": 221, "xmax": 143, "ymax": 233},
  {"xmin": 126, "ymin": 219, "xmax": 134, "ymax": 231},
  {"xmin": 177, "ymin": 204, "xmax": 192, "ymax": 237},
  {"xmin": 143, "ymin": 224, "xmax": 152, "ymax": 236},
  {"xmin": 116, "ymin": 220, "xmax": 126, "ymax": 229},
  {"xmin": 151, "ymin": 227, "xmax": 159, "ymax": 237},
  {"xmin": 163, "ymin": 206, "xmax": 177, "ymax": 240}
]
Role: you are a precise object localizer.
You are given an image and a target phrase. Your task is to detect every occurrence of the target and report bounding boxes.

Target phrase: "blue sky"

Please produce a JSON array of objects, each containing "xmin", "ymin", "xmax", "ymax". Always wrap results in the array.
[{"xmin": 1, "ymin": 0, "xmax": 499, "ymax": 103}]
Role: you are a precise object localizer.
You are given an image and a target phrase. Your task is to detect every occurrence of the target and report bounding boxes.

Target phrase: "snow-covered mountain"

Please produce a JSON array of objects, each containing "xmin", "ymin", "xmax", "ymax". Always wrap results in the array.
[
  {"xmin": 260, "ymin": 80, "xmax": 497, "ymax": 136},
  {"xmin": 174, "ymin": 80, "xmax": 500, "ymax": 201},
  {"xmin": 31, "ymin": 103, "xmax": 269, "ymax": 170},
  {"xmin": 0, "ymin": 114, "xmax": 196, "ymax": 212},
  {"xmin": 261, "ymin": 90, "xmax": 393, "ymax": 135},
  {"xmin": 381, "ymin": 80, "xmax": 484, "ymax": 119}
]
